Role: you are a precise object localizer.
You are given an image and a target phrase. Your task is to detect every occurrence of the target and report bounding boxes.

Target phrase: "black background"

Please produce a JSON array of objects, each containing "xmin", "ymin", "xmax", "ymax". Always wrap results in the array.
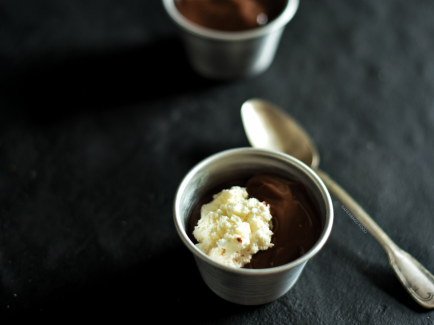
[{"xmin": 1, "ymin": 0, "xmax": 434, "ymax": 323}]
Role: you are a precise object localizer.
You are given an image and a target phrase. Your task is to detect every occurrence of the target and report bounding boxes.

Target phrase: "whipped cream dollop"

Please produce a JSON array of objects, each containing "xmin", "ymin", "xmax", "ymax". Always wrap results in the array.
[{"xmin": 193, "ymin": 186, "xmax": 274, "ymax": 268}]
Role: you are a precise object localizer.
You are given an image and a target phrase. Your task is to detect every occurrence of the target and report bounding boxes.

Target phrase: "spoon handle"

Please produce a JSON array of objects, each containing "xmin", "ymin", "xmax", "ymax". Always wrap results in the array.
[{"xmin": 316, "ymin": 169, "xmax": 434, "ymax": 309}]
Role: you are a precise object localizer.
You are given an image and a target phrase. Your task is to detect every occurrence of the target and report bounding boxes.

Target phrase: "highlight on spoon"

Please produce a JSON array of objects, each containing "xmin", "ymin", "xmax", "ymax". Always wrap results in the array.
[{"xmin": 241, "ymin": 100, "xmax": 274, "ymax": 150}]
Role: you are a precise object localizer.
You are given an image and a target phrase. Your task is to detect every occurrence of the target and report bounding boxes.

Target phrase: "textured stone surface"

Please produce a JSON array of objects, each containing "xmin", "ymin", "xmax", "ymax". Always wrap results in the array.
[{"xmin": 1, "ymin": 0, "xmax": 433, "ymax": 322}]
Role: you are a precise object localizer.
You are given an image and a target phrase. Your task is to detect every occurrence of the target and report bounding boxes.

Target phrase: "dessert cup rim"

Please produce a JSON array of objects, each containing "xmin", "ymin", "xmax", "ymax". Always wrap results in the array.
[
  {"xmin": 162, "ymin": 0, "xmax": 299, "ymax": 41},
  {"xmin": 173, "ymin": 147, "xmax": 334, "ymax": 275}
]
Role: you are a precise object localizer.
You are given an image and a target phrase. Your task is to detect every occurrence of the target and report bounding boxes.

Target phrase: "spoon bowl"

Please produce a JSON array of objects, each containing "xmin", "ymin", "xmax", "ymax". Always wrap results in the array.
[{"xmin": 242, "ymin": 99, "xmax": 319, "ymax": 168}]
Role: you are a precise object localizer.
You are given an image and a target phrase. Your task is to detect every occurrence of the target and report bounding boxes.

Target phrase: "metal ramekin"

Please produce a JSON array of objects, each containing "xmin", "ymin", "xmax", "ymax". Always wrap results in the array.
[
  {"xmin": 174, "ymin": 148, "xmax": 333, "ymax": 305},
  {"xmin": 162, "ymin": 0, "xmax": 299, "ymax": 79}
]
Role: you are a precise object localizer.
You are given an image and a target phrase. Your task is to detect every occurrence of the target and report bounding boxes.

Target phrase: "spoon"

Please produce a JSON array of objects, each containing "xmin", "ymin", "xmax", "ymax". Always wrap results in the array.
[{"xmin": 241, "ymin": 98, "xmax": 434, "ymax": 309}]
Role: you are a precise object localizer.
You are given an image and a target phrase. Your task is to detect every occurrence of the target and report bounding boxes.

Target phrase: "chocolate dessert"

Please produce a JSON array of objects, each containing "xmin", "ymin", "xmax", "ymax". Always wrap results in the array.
[
  {"xmin": 188, "ymin": 174, "xmax": 322, "ymax": 269},
  {"xmin": 174, "ymin": 0, "xmax": 287, "ymax": 31}
]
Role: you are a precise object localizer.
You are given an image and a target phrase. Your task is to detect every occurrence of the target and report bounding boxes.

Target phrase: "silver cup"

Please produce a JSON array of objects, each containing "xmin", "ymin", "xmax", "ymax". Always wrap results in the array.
[
  {"xmin": 174, "ymin": 148, "xmax": 333, "ymax": 305},
  {"xmin": 162, "ymin": 0, "xmax": 299, "ymax": 79}
]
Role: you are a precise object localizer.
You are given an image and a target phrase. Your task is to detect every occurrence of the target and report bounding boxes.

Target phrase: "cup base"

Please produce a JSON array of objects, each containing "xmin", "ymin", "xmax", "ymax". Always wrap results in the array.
[{"xmin": 180, "ymin": 27, "xmax": 284, "ymax": 80}]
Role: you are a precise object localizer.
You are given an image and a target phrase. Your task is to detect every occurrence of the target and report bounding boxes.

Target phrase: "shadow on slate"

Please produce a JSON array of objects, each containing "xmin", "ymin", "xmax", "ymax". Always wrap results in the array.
[
  {"xmin": 362, "ymin": 267, "xmax": 430, "ymax": 314},
  {"xmin": 180, "ymin": 142, "xmax": 238, "ymax": 170},
  {"xmin": 1, "ymin": 37, "xmax": 223, "ymax": 126},
  {"xmin": 21, "ymin": 245, "xmax": 258, "ymax": 321}
]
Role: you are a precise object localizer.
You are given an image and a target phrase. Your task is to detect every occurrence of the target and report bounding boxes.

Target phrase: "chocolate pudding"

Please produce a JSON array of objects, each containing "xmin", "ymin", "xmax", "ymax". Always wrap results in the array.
[
  {"xmin": 174, "ymin": 0, "xmax": 287, "ymax": 32},
  {"xmin": 188, "ymin": 174, "xmax": 322, "ymax": 269}
]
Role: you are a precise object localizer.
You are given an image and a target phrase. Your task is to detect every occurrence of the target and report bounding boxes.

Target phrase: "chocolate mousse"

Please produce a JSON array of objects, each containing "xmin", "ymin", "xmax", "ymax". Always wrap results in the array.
[
  {"xmin": 174, "ymin": 0, "xmax": 287, "ymax": 32},
  {"xmin": 188, "ymin": 174, "xmax": 322, "ymax": 269}
]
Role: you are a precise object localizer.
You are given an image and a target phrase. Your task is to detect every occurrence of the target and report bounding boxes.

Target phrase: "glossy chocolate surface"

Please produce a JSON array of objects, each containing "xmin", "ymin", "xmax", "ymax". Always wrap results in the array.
[{"xmin": 188, "ymin": 174, "xmax": 322, "ymax": 269}]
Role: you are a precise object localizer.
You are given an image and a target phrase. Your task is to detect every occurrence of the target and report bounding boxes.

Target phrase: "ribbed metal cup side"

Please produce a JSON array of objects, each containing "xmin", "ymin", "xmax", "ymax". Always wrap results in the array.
[
  {"xmin": 180, "ymin": 28, "xmax": 284, "ymax": 79},
  {"xmin": 195, "ymin": 256, "xmax": 306, "ymax": 305}
]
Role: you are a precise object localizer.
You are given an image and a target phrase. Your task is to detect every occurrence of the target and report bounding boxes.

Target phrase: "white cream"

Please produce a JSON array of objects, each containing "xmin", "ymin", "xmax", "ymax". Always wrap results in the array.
[{"xmin": 193, "ymin": 186, "xmax": 274, "ymax": 268}]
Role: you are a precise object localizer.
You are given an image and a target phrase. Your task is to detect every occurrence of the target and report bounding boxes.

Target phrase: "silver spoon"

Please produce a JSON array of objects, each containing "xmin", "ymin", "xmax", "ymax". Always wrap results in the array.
[{"xmin": 241, "ymin": 98, "xmax": 434, "ymax": 309}]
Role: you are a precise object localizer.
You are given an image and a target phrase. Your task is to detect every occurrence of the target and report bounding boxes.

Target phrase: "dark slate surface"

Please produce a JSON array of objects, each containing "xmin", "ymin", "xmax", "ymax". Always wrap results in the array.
[{"xmin": 1, "ymin": 0, "xmax": 434, "ymax": 322}]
